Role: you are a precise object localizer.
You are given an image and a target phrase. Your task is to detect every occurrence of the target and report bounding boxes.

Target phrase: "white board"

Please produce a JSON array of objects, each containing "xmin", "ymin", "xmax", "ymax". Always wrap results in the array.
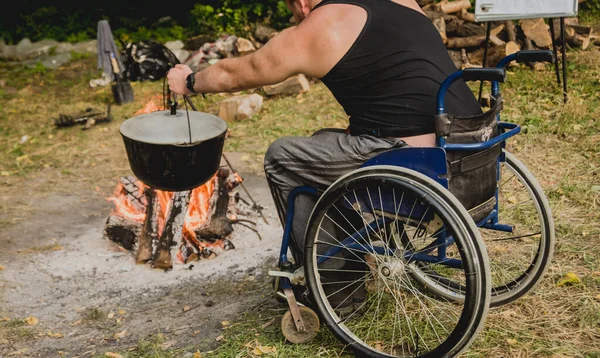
[{"xmin": 475, "ymin": 0, "xmax": 578, "ymax": 22}]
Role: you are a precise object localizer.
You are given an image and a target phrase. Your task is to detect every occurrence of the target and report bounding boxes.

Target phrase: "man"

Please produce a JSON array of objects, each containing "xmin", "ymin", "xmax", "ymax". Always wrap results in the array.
[{"xmin": 168, "ymin": 0, "xmax": 481, "ymax": 311}]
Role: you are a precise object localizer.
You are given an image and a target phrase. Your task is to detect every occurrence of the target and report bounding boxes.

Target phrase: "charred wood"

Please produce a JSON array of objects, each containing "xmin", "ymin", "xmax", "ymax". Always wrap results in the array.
[
  {"xmin": 136, "ymin": 188, "xmax": 158, "ymax": 264},
  {"xmin": 104, "ymin": 215, "xmax": 141, "ymax": 251},
  {"xmin": 119, "ymin": 176, "xmax": 146, "ymax": 212},
  {"xmin": 152, "ymin": 190, "xmax": 192, "ymax": 270}
]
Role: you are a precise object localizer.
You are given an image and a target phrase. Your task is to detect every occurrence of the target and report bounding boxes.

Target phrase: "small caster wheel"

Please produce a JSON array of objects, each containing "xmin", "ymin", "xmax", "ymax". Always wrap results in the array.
[{"xmin": 281, "ymin": 306, "xmax": 320, "ymax": 344}]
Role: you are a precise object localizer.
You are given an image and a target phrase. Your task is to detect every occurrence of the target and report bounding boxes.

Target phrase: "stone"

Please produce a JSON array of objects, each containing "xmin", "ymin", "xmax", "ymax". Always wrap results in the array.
[
  {"xmin": 235, "ymin": 38, "xmax": 256, "ymax": 56},
  {"xmin": 171, "ymin": 49, "xmax": 190, "ymax": 64},
  {"xmin": 72, "ymin": 40, "xmax": 97, "ymax": 54},
  {"xmin": 218, "ymin": 94, "xmax": 264, "ymax": 121},
  {"xmin": 165, "ymin": 40, "xmax": 185, "ymax": 51},
  {"xmin": 40, "ymin": 53, "xmax": 72, "ymax": 69},
  {"xmin": 187, "ymin": 34, "xmax": 213, "ymax": 51},
  {"xmin": 54, "ymin": 42, "xmax": 74, "ymax": 54}
]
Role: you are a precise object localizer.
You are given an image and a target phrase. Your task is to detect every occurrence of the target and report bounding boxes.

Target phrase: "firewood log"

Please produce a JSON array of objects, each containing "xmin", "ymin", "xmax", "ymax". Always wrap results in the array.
[
  {"xmin": 416, "ymin": 0, "xmax": 434, "ymax": 6},
  {"xmin": 444, "ymin": 14, "xmax": 463, "ymax": 35},
  {"xmin": 456, "ymin": 22, "xmax": 487, "ymax": 37},
  {"xmin": 436, "ymin": 0, "xmax": 471, "ymax": 14},
  {"xmin": 469, "ymin": 41, "xmax": 520, "ymax": 67},
  {"xmin": 152, "ymin": 190, "xmax": 192, "ymax": 270},
  {"xmin": 457, "ymin": 9, "xmax": 475, "ymax": 22},
  {"xmin": 447, "ymin": 35, "xmax": 486, "ymax": 48},
  {"xmin": 263, "ymin": 74, "xmax": 310, "ymax": 96},
  {"xmin": 505, "ymin": 20, "xmax": 517, "ymax": 42},
  {"xmin": 448, "ymin": 50, "xmax": 463, "ymax": 69},
  {"xmin": 136, "ymin": 188, "xmax": 158, "ymax": 264},
  {"xmin": 424, "ymin": 10, "xmax": 448, "ymax": 43},
  {"xmin": 104, "ymin": 215, "xmax": 141, "ymax": 251},
  {"xmin": 520, "ymin": 18, "xmax": 553, "ymax": 48}
]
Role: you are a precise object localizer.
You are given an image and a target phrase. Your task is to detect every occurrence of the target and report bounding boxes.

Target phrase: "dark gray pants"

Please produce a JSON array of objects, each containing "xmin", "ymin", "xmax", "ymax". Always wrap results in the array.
[{"xmin": 264, "ymin": 128, "xmax": 406, "ymax": 264}]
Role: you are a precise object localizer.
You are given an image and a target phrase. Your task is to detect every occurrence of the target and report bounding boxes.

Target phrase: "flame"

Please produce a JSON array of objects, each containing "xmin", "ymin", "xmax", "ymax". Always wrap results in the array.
[
  {"xmin": 134, "ymin": 94, "xmax": 165, "ymax": 115},
  {"xmin": 107, "ymin": 176, "xmax": 217, "ymax": 236}
]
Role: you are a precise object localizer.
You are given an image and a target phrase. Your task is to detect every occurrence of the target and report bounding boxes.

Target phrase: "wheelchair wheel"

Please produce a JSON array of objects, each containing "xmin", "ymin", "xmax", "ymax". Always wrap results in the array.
[
  {"xmin": 406, "ymin": 151, "xmax": 555, "ymax": 307},
  {"xmin": 304, "ymin": 166, "xmax": 491, "ymax": 358}
]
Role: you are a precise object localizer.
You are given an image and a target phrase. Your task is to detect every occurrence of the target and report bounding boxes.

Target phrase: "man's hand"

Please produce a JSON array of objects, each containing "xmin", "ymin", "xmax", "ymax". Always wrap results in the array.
[{"xmin": 167, "ymin": 64, "xmax": 194, "ymax": 95}]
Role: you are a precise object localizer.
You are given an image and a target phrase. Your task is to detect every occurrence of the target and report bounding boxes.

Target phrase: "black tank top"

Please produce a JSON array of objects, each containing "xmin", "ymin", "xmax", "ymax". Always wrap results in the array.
[{"xmin": 313, "ymin": 0, "xmax": 482, "ymax": 136}]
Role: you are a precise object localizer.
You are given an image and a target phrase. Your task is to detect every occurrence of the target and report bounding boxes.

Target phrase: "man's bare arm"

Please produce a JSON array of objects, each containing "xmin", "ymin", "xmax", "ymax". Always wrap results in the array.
[
  {"xmin": 193, "ymin": 26, "xmax": 316, "ymax": 93},
  {"xmin": 167, "ymin": 5, "xmax": 364, "ymax": 95}
]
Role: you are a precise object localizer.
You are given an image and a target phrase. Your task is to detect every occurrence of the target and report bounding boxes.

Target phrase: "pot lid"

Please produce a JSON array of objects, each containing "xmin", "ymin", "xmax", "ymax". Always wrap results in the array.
[{"xmin": 120, "ymin": 110, "xmax": 228, "ymax": 145}]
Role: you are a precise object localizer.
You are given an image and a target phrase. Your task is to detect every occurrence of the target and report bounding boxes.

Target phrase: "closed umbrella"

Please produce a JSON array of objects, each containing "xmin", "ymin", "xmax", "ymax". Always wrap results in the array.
[{"xmin": 97, "ymin": 20, "xmax": 134, "ymax": 104}]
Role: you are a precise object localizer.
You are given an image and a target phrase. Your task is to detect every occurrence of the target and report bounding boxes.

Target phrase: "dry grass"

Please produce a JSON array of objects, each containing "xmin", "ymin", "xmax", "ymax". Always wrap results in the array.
[{"xmin": 0, "ymin": 46, "xmax": 599, "ymax": 357}]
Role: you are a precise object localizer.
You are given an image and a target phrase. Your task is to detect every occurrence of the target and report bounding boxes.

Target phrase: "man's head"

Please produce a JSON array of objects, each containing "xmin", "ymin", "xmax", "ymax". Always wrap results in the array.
[{"xmin": 285, "ymin": 0, "xmax": 320, "ymax": 23}]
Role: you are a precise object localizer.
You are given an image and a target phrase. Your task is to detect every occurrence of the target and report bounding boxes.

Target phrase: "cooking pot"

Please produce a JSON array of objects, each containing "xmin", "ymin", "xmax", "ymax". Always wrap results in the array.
[{"xmin": 120, "ymin": 108, "xmax": 228, "ymax": 191}]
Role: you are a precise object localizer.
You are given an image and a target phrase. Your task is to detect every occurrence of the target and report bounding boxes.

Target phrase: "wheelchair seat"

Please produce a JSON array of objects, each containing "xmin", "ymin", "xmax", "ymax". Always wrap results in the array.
[{"xmin": 360, "ymin": 96, "xmax": 504, "ymax": 224}]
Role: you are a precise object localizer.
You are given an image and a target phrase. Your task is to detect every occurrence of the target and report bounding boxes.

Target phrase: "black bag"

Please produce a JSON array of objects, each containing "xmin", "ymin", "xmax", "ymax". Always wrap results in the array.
[
  {"xmin": 121, "ymin": 40, "xmax": 180, "ymax": 82},
  {"xmin": 435, "ymin": 97, "xmax": 503, "ymax": 222}
]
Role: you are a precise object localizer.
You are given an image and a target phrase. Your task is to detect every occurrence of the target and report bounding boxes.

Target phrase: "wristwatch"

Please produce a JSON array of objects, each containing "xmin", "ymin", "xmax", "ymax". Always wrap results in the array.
[{"xmin": 185, "ymin": 72, "xmax": 197, "ymax": 93}]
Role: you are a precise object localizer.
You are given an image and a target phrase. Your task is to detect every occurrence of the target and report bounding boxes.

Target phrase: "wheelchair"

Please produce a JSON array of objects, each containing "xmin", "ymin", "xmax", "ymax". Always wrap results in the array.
[{"xmin": 268, "ymin": 50, "xmax": 556, "ymax": 357}]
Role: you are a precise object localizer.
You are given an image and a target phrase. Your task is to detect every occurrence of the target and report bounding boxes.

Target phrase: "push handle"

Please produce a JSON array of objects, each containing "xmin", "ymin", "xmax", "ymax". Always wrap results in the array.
[
  {"xmin": 514, "ymin": 50, "xmax": 554, "ymax": 64},
  {"xmin": 437, "ymin": 68, "xmax": 507, "ymax": 114},
  {"xmin": 462, "ymin": 68, "xmax": 507, "ymax": 83}
]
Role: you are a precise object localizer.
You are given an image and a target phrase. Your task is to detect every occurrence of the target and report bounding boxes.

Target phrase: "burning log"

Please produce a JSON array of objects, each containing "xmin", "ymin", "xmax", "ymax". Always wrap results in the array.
[
  {"xmin": 104, "ymin": 168, "xmax": 251, "ymax": 269},
  {"xmin": 179, "ymin": 231, "xmax": 200, "ymax": 264},
  {"xmin": 136, "ymin": 188, "xmax": 159, "ymax": 264},
  {"xmin": 119, "ymin": 176, "xmax": 146, "ymax": 212},
  {"xmin": 152, "ymin": 190, "xmax": 192, "ymax": 270},
  {"xmin": 195, "ymin": 168, "xmax": 236, "ymax": 242},
  {"xmin": 103, "ymin": 215, "xmax": 141, "ymax": 250}
]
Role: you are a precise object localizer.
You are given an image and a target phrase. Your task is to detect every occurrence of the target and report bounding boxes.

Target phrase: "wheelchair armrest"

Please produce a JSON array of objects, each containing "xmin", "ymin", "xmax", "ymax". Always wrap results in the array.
[
  {"xmin": 462, "ymin": 68, "xmax": 507, "ymax": 83},
  {"xmin": 514, "ymin": 50, "xmax": 554, "ymax": 64}
]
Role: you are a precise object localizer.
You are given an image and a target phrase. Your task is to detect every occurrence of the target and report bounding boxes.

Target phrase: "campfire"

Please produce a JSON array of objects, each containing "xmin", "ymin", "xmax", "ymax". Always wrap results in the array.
[{"xmin": 103, "ymin": 95, "xmax": 258, "ymax": 270}]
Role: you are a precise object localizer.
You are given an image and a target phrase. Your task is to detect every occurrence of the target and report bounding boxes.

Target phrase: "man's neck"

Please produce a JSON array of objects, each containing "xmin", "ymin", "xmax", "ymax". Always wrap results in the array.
[{"xmin": 309, "ymin": 0, "xmax": 324, "ymax": 11}]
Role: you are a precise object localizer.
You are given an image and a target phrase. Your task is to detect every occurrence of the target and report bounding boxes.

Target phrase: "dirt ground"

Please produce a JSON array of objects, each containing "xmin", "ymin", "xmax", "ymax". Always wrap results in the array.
[{"xmin": 0, "ymin": 152, "xmax": 284, "ymax": 357}]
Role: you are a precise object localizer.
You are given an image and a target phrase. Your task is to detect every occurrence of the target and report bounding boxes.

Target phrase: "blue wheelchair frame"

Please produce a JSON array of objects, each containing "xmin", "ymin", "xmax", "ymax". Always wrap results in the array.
[{"xmin": 276, "ymin": 51, "xmax": 554, "ymax": 291}]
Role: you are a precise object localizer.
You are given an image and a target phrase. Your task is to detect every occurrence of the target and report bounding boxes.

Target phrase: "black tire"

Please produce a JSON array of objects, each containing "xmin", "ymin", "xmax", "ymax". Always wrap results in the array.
[
  {"xmin": 406, "ymin": 151, "xmax": 555, "ymax": 307},
  {"xmin": 304, "ymin": 166, "xmax": 491, "ymax": 358}
]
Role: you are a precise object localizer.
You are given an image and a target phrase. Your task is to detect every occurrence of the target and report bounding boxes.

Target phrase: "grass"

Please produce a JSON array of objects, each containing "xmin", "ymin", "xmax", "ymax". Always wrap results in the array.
[{"xmin": 1, "ymin": 42, "xmax": 600, "ymax": 357}]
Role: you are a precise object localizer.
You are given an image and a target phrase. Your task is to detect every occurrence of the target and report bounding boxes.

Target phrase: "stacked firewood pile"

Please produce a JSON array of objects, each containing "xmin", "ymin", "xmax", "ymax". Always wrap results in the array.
[{"xmin": 418, "ymin": 0, "xmax": 597, "ymax": 69}]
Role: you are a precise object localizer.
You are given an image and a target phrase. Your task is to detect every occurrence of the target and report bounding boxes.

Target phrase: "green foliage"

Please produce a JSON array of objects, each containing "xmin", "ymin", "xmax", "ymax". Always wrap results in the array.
[
  {"xmin": 189, "ymin": 0, "xmax": 290, "ymax": 37},
  {"xmin": 580, "ymin": 0, "xmax": 600, "ymax": 23},
  {"xmin": 0, "ymin": 1, "xmax": 291, "ymax": 45}
]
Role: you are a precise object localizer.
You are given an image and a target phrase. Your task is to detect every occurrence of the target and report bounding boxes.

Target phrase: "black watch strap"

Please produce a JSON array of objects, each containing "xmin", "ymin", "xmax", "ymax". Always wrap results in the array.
[{"xmin": 186, "ymin": 73, "xmax": 197, "ymax": 93}]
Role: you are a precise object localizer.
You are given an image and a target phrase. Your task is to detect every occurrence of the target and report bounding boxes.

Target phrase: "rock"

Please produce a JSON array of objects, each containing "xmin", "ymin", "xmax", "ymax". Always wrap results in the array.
[
  {"xmin": 215, "ymin": 35, "xmax": 237, "ymax": 58},
  {"xmin": 218, "ymin": 94, "xmax": 264, "ymax": 121},
  {"xmin": 254, "ymin": 24, "xmax": 279, "ymax": 43},
  {"xmin": 165, "ymin": 40, "xmax": 185, "ymax": 51},
  {"xmin": 72, "ymin": 40, "xmax": 97, "ymax": 54},
  {"xmin": 4, "ymin": 38, "xmax": 59, "ymax": 61},
  {"xmin": 235, "ymin": 38, "xmax": 256, "ymax": 56},
  {"xmin": 187, "ymin": 34, "xmax": 213, "ymax": 51},
  {"xmin": 171, "ymin": 49, "xmax": 190, "ymax": 64},
  {"xmin": 263, "ymin": 74, "xmax": 310, "ymax": 96},
  {"xmin": 55, "ymin": 42, "xmax": 74, "ymax": 54},
  {"xmin": 40, "ymin": 53, "xmax": 72, "ymax": 69}
]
